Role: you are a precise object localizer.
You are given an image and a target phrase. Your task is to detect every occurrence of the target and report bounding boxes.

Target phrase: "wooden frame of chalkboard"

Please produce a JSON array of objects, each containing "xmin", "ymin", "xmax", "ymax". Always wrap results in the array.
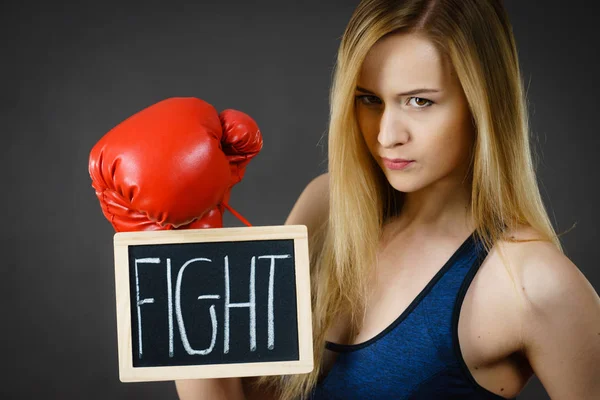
[{"xmin": 113, "ymin": 225, "xmax": 313, "ymax": 382}]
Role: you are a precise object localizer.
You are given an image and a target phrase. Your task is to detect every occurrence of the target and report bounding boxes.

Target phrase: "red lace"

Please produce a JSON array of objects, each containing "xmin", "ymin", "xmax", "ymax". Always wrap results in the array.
[{"xmin": 223, "ymin": 203, "xmax": 252, "ymax": 227}]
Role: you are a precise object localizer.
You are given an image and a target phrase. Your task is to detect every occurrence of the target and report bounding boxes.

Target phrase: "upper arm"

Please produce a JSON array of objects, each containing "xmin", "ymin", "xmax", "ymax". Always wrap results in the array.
[
  {"xmin": 240, "ymin": 174, "xmax": 330, "ymax": 400},
  {"xmin": 519, "ymin": 246, "xmax": 600, "ymax": 399},
  {"xmin": 284, "ymin": 172, "xmax": 330, "ymax": 233}
]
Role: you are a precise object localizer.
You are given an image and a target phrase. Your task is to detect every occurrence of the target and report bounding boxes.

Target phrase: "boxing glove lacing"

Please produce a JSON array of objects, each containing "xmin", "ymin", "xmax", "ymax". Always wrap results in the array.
[{"xmin": 223, "ymin": 203, "xmax": 252, "ymax": 227}]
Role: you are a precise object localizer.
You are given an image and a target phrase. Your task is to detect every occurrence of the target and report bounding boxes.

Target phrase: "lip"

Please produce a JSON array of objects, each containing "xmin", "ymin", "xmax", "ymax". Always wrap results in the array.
[{"xmin": 382, "ymin": 157, "xmax": 414, "ymax": 170}]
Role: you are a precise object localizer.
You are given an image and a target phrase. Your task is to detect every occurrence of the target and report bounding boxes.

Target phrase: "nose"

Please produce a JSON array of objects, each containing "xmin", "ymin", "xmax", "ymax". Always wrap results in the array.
[{"xmin": 378, "ymin": 107, "xmax": 409, "ymax": 148}]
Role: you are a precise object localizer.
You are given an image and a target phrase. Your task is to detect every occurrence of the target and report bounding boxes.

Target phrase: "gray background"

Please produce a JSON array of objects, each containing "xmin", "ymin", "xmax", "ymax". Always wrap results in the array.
[{"xmin": 2, "ymin": 1, "xmax": 598, "ymax": 399}]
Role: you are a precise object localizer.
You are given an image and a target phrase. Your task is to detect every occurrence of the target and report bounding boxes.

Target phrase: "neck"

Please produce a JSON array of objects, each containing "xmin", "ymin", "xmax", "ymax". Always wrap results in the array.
[{"xmin": 391, "ymin": 175, "xmax": 474, "ymax": 237}]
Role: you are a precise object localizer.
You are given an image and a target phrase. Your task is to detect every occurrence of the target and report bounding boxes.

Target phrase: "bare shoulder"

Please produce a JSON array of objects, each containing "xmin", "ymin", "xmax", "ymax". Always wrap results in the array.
[
  {"xmin": 284, "ymin": 172, "xmax": 330, "ymax": 234},
  {"xmin": 499, "ymin": 224, "xmax": 599, "ymax": 324},
  {"xmin": 493, "ymin": 225, "xmax": 590, "ymax": 309}
]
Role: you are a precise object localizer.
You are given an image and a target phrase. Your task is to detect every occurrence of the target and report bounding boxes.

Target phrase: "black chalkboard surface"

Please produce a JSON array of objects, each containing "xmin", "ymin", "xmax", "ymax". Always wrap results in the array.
[{"xmin": 113, "ymin": 225, "xmax": 312, "ymax": 382}]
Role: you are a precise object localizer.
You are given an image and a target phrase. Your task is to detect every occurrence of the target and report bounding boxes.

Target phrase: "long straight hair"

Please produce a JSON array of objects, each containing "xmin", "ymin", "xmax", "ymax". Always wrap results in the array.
[{"xmin": 254, "ymin": 1, "xmax": 562, "ymax": 398}]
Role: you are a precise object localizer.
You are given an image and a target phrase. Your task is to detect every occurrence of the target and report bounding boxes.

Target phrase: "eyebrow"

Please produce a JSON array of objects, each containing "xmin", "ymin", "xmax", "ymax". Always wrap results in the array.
[{"xmin": 355, "ymin": 86, "xmax": 440, "ymax": 96}]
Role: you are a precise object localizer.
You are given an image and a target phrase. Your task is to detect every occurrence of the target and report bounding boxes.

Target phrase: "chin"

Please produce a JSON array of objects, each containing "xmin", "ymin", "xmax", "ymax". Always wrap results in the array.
[{"xmin": 383, "ymin": 174, "xmax": 427, "ymax": 193}]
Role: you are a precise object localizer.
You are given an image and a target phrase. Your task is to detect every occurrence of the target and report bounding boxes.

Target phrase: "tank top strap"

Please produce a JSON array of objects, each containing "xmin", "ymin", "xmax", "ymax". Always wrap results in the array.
[
  {"xmin": 325, "ymin": 230, "xmax": 481, "ymax": 353},
  {"xmin": 420, "ymin": 230, "xmax": 489, "ymax": 366}
]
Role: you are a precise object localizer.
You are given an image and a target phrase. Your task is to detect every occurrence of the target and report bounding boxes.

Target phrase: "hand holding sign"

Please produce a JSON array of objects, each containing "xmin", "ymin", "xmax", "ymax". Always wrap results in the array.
[
  {"xmin": 88, "ymin": 97, "xmax": 263, "ymax": 231},
  {"xmin": 88, "ymin": 98, "xmax": 313, "ymax": 383}
]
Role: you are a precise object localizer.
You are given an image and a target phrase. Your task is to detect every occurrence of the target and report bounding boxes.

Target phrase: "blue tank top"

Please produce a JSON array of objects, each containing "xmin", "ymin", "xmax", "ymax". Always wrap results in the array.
[{"xmin": 308, "ymin": 232, "xmax": 516, "ymax": 400}]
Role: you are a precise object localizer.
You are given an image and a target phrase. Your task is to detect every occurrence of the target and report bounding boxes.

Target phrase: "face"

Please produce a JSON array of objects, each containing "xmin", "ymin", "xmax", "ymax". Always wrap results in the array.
[{"xmin": 356, "ymin": 32, "xmax": 475, "ymax": 194}]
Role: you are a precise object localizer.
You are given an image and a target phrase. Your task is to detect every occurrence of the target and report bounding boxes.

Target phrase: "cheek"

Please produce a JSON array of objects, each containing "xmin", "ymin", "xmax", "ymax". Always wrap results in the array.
[{"xmin": 424, "ymin": 114, "xmax": 473, "ymax": 169}]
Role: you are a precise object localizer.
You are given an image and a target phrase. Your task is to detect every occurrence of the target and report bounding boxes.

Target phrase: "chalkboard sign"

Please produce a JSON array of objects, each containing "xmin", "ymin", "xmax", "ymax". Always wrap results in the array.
[{"xmin": 113, "ymin": 225, "xmax": 313, "ymax": 382}]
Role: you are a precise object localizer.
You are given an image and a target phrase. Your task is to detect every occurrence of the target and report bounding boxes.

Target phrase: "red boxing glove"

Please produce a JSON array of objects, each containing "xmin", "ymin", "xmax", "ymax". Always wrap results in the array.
[{"xmin": 88, "ymin": 97, "xmax": 262, "ymax": 232}]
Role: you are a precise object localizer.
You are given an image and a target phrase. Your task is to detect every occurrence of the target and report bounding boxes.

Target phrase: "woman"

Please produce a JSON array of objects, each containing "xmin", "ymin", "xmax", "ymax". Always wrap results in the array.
[{"xmin": 176, "ymin": 0, "xmax": 600, "ymax": 398}]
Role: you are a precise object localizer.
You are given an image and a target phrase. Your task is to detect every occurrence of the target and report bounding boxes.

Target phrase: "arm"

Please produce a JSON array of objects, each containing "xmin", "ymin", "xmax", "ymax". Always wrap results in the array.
[
  {"xmin": 175, "ymin": 173, "xmax": 330, "ymax": 400},
  {"xmin": 519, "ymin": 245, "xmax": 600, "ymax": 399},
  {"xmin": 175, "ymin": 378, "xmax": 245, "ymax": 400}
]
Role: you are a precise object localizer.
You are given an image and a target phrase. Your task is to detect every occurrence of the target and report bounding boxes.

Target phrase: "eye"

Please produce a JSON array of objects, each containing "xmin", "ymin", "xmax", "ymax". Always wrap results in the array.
[
  {"xmin": 355, "ymin": 95, "xmax": 382, "ymax": 107},
  {"xmin": 407, "ymin": 97, "xmax": 433, "ymax": 108}
]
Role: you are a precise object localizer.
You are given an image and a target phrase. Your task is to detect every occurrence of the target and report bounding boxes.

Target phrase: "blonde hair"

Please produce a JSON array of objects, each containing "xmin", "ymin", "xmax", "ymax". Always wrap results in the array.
[{"xmin": 253, "ymin": 0, "xmax": 564, "ymax": 398}]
